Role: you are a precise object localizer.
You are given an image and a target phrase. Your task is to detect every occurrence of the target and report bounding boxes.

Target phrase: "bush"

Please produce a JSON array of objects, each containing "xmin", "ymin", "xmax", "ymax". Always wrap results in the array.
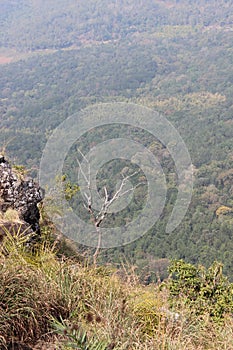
[
  {"xmin": 130, "ymin": 289, "xmax": 163, "ymax": 336},
  {"xmin": 166, "ymin": 260, "xmax": 233, "ymax": 322}
]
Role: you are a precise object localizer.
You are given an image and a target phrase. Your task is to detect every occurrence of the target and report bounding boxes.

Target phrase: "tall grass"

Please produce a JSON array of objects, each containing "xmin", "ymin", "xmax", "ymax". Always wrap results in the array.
[{"xmin": 1, "ymin": 230, "xmax": 233, "ymax": 349}]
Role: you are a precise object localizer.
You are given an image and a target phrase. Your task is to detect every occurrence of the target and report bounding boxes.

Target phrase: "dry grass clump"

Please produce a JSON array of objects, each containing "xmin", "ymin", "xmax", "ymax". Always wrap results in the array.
[
  {"xmin": 1, "ymin": 231, "xmax": 233, "ymax": 349},
  {"xmin": 0, "ymin": 208, "xmax": 21, "ymax": 223},
  {"xmin": 0, "ymin": 233, "xmax": 75, "ymax": 349}
]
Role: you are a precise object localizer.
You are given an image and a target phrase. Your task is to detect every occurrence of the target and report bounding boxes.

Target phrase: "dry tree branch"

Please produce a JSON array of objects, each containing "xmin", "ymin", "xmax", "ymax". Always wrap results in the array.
[{"xmin": 76, "ymin": 151, "xmax": 143, "ymax": 265}]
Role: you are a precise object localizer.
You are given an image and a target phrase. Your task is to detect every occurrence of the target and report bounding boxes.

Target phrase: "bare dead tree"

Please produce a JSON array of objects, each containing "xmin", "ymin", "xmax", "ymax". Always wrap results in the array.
[{"xmin": 76, "ymin": 150, "xmax": 143, "ymax": 265}]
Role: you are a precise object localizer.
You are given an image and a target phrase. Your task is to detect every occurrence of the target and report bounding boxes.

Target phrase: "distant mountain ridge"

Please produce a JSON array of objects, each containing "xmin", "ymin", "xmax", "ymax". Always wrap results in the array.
[{"xmin": 1, "ymin": 0, "xmax": 233, "ymax": 51}]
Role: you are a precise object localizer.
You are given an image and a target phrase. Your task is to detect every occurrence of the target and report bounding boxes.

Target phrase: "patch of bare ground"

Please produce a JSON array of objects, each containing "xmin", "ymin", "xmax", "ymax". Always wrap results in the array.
[{"xmin": 0, "ymin": 56, "xmax": 13, "ymax": 64}]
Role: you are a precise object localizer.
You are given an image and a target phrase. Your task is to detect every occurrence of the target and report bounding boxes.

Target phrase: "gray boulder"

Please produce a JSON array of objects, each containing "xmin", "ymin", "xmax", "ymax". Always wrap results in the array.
[{"xmin": 0, "ymin": 155, "xmax": 44, "ymax": 235}]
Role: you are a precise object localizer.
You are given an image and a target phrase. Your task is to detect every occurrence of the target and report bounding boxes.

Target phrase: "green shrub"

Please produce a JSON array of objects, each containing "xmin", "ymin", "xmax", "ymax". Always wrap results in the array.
[
  {"xmin": 166, "ymin": 260, "xmax": 233, "ymax": 322},
  {"xmin": 130, "ymin": 289, "xmax": 162, "ymax": 336}
]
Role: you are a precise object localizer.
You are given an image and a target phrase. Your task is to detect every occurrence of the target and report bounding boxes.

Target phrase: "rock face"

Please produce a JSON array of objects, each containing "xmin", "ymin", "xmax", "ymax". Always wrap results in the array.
[{"xmin": 0, "ymin": 155, "xmax": 44, "ymax": 235}]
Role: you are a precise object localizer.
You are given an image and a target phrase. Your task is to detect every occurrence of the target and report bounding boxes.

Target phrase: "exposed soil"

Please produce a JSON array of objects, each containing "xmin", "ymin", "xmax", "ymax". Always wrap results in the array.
[{"xmin": 0, "ymin": 56, "xmax": 13, "ymax": 64}]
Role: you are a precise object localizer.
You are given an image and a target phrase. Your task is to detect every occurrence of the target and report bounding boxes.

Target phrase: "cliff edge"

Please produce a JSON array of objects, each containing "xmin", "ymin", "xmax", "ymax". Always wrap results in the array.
[{"xmin": 0, "ymin": 155, "xmax": 44, "ymax": 237}]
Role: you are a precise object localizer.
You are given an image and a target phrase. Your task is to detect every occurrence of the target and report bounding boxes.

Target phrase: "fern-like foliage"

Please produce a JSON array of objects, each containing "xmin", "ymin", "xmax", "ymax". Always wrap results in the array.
[{"xmin": 52, "ymin": 317, "xmax": 111, "ymax": 350}]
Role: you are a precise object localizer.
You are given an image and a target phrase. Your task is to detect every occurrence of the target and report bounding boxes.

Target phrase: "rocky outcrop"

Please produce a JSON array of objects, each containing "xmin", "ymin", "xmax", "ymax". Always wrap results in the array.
[{"xmin": 0, "ymin": 155, "xmax": 44, "ymax": 236}]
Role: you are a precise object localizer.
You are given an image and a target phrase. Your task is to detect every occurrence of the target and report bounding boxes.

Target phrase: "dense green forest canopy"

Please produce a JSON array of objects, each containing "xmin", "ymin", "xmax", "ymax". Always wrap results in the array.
[
  {"xmin": 0, "ymin": 0, "xmax": 232, "ymax": 279},
  {"xmin": 1, "ymin": 0, "xmax": 233, "ymax": 50}
]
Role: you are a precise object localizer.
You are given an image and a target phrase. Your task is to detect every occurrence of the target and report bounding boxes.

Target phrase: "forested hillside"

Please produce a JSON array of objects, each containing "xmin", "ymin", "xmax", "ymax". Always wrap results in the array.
[
  {"xmin": 0, "ymin": 0, "xmax": 232, "ymax": 279},
  {"xmin": 1, "ymin": 0, "xmax": 233, "ymax": 51}
]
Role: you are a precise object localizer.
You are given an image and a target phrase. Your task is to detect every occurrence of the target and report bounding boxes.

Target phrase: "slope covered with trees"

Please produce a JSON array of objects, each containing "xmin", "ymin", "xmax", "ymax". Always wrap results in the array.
[{"xmin": 0, "ymin": 0, "xmax": 232, "ymax": 279}]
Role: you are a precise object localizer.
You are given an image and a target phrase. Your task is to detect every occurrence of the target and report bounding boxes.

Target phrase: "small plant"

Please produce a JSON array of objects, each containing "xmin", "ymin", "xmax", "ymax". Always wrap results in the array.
[
  {"xmin": 12, "ymin": 164, "xmax": 28, "ymax": 179},
  {"xmin": 52, "ymin": 317, "xmax": 111, "ymax": 350},
  {"xmin": 130, "ymin": 289, "xmax": 162, "ymax": 336},
  {"xmin": 60, "ymin": 174, "xmax": 80, "ymax": 201}
]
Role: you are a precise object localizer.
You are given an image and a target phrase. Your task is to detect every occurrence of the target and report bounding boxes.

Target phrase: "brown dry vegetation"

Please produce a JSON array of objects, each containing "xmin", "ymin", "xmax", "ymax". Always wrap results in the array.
[{"xmin": 0, "ymin": 231, "xmax": 233, "ymax": 350}]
